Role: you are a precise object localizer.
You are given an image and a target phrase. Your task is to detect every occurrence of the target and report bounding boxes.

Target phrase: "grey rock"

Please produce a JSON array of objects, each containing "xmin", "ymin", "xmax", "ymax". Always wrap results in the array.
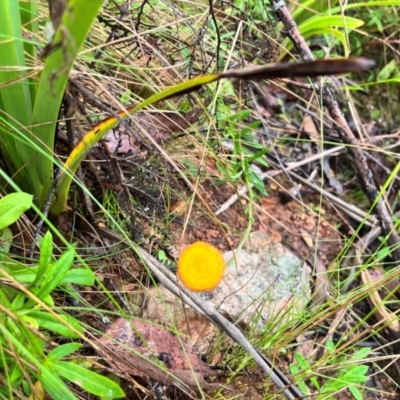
[
  {"xmin": 200, "ymin": 231, "xmax": 311, "ymax": 332},
  {"xmin": 143, "ymin": 231, "xmax": 311, "ymax": 346}
]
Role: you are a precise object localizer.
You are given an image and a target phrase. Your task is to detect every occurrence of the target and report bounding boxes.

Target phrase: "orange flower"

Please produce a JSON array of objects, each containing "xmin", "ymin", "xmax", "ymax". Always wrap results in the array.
[{"xmin": 177, "ymin": 241, "xmax": 226, "ymax": 292}]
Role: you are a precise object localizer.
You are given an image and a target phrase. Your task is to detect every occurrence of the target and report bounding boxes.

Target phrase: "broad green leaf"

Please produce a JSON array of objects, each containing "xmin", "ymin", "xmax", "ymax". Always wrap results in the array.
[
  {"xmin": 0, "ymin": 262, "xmax": 94, "ymax": 287},
  {"xmin": 321, "ymin": 365, "xmax": 369, "ymax": 394},
  {"xmin": 47, "ymin": 343, "xmax": 82, "ymax": 362},
  {"xmin": 28, "ymin": 311, "xmax": 83, "ymax": 338},
  {"xmin": 341, "ymin": 366, "xmax": 369, "ymax": 383},
  {"xmin": 0, "ymin": 281, "xmax": 12, "ymax": 307},
  {"xmin": 326, "ymin": 339, "xmax": 335, "ymax": 353},
  {"xmin": 0, "ymin": 227, "xmax": 13, "ymax": 253},
  {"xmin": 19, "ymin": 315, "xmax": 39, "ymax": 330},
  {"xmin": 10, "ymin": 362, "xmax": 23, "ymax": 385},
  {"xmin": 34, "ymin": 249, "xmax": 75, "ymax": 300},
  {"xmin": 0, "ymin": 0, "xmax": 33, "ymax": 125},
  {"xmin": 289, "ymin": 364, "xmax": 310, "ymax": 396},
  {"xmin": 11, "ymin": 292, "xmax": 26, "ymax": 310},
  {"xmin": 294, "ymin": 352, "xmax": 310, "ymax": 370},
  {"xmin": 62, "ymin": 268, "xmax": 95, "ymax": 285},
  {"xmin": 349, "ymin": 385, "xmax": 363, "ymax": 400},
  {"xmin": 291, "ymin": 0, "xmax": 340, "ymax": 23},
  {"xmin": 311, "ymin": 376, "xmax": 320, "ymax": 390},
  {"xmin": 32, "ymin": 231, "xmax": 53, "ymax": 286},
  {"xmin": 0, "ymin": 192, "xmax": 33, "ymax": 230},
  {"xmin": 298, "ymin": 381, "xmax": 310, "ymax": 397},
  {"xmin": 350, "ymin": 347, "xmax": 371, "ymax": 361},
  {"xmin": 19, "ymin": 0, "xmax": 38, "ymax": 101},
  {"xmin": 42, "ymin": 293, "xmax": 55, "ymax": 307},
  {"xmin": 6, "ymin": 316, "xmax": 21, "ymax": 337},
  {"xmin": 321, "ymin": 381, "xmax": 346, "ymax": 393},
  {"xmin": 279, "ymin": 15, "xmax": 364, "ymax": 59},
  {"xmin": 246, "ymin": 148, "xmax": 269, "ymax": 164},
  {"xmin": 0, "ymin": 264, "xmax": 37, "ymax": 283},
  {"xmin": 52, "ymin": 360, "xmax": 125, "ymax": 398},
  {"xmin": 289, "ymin": 363, "xmax": 299, "ymax": 375},
  {"xmin": 0, "ymin": 320, "xmax": 44, "ymax": 368}
]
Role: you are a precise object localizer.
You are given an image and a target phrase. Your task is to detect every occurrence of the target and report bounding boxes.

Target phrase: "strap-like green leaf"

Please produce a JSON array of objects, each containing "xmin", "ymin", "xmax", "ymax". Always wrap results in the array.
[
  {"xmin": 47, "ymin": 343, "xmax": 83, "ymax": 362},
  {"xmin": 32, "ymin": 0, "xmax": 104, "ymax": 205},
  {"xmin": 0, "ymin": 1, "xmax": 42, "ymax": 198},
  {"xmin": 27, "ymin": 311, "xmax": 83, "ymax": 338},
  {"xmin": 52, "ymin": 361, "xmax": 125, "ymax": 398}
]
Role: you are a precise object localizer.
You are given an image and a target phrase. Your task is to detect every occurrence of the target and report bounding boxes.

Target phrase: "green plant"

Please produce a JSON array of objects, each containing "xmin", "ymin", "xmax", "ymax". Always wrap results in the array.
[
  {"xmin": 279, "ymin": 1, "xmax": 400, "ymax": 59},
  {"xmin": 215, "ymin": 99, "xmax": 268, "ymax": 197},
  {"xmin": 0, "ymin": 0, "xmax": 103, "ymax": 209},
  {"xmin": 0, "ymin": 192, "xmax": 124, "ymax": 399},
  {"xmin": 290, "ymin": 339, "xmax": 370, "ymax": 400},
  {"xmin": 0, "ymin": 1, "xmax": 374, "ymax": 218}
]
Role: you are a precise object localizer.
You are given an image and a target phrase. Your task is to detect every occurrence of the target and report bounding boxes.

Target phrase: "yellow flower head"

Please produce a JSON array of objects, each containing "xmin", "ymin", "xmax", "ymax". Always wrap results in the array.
[{"xmin": 177, "ymin": 241, "xmax": 226, "ymax": 292}]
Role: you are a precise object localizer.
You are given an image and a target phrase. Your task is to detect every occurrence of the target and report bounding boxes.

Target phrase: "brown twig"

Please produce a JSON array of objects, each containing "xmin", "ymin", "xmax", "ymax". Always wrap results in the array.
[{"xmin": 269, "ymin": 0, "xmax": 400, "ymax": 262}]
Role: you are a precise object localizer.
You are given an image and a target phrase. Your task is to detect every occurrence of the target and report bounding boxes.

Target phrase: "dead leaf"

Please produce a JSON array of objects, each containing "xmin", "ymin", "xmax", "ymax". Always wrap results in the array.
[
  {"xmin": 122, "ymin": 283, "xmax": 136, "ymax": 292},
  {"xmin": 311, "ymin": 258, "xmax": 329, "ymax": 308},
  {"xmin": 170, "ymin": 200, "xmax": 188, "ymax": 216},
  {"xmin": 303, "ymin": 216, "xmax": 316, "ymax": 231},
  {"xmin": 302, "ymin": 114, "xmax": 319, "ymax": 141},
  {"xmin": 300, "ymin": 230, "xmax": 313, "ymax": 248},
  {"xmin": 261, "ymin": 197, "xmax": 277, "ymax": 211}
]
